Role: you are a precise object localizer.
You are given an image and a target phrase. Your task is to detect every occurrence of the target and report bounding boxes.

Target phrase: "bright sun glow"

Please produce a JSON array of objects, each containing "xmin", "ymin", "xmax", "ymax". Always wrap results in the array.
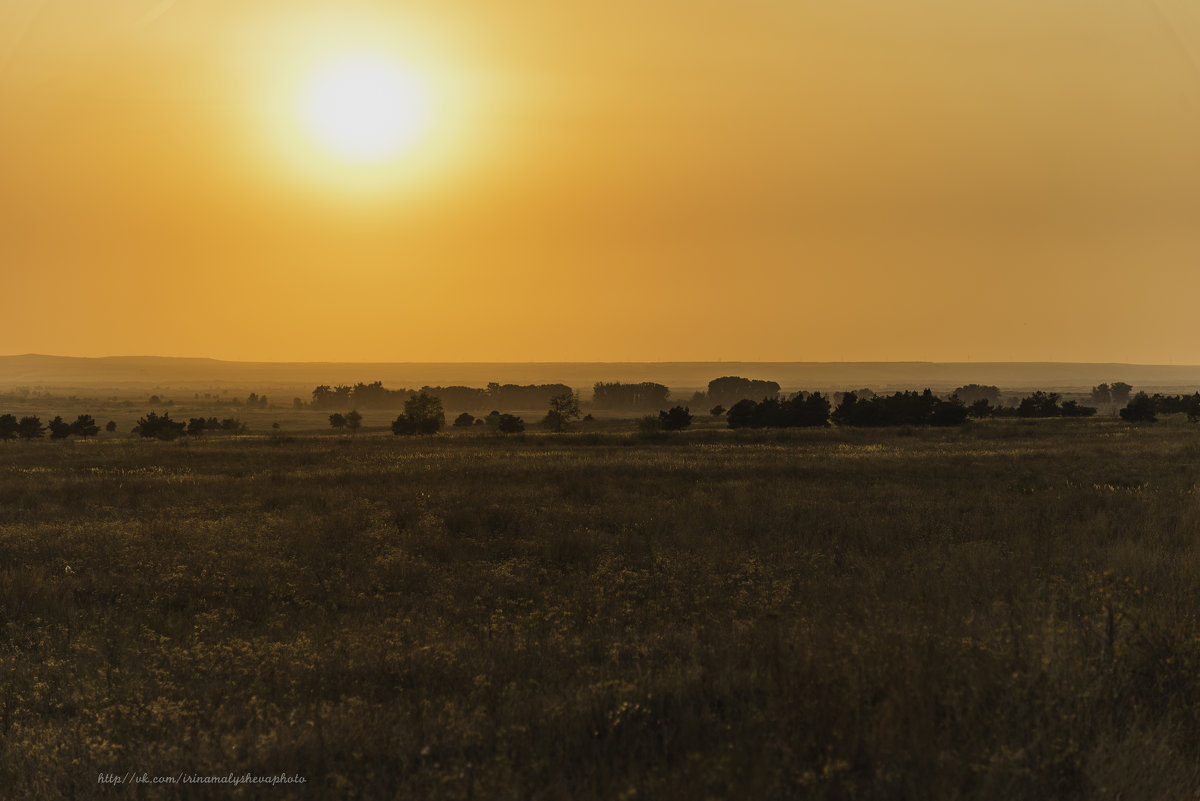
[{"xmin": 300, "ymin": 54, "xmax": 429, "ymax": 163}]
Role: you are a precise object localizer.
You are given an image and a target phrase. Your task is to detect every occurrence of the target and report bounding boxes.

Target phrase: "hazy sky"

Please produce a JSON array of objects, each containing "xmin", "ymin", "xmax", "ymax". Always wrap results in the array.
[{"xmin": 3, "ymin": 0, "xmax": 1200, "ymax": 362}]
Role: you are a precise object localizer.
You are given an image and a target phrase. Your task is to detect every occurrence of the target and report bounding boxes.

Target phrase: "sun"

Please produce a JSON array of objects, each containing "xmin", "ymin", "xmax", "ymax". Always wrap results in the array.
[{"xmin": 300, "ymin": 54, "xmax": 429, "ymax": 163}]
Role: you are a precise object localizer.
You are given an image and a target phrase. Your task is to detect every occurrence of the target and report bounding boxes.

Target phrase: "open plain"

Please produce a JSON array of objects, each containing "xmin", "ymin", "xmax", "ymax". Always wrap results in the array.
[{"xmin": 3, "ymin": 417, "xmax": 1200, "ymax": 799}]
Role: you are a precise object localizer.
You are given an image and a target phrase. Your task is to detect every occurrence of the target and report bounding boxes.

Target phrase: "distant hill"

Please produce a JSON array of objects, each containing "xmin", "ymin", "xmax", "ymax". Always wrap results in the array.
[{"xmin": 3, "ymin": 354, "xmax": 1200, "ymax": 396}]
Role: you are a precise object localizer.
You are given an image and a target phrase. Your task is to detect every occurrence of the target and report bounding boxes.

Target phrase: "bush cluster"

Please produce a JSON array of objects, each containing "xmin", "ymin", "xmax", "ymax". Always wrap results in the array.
[
  {"xmin": 0, "ymin": 414, "xmax": 103, "ymax": 440},
  {"xmin": 727, "ymin": 393, "xmax": 832, "ymax": 429},
  {"xmin": 831, "ymin": 390, "xmax": 968, "ymax": 427}
]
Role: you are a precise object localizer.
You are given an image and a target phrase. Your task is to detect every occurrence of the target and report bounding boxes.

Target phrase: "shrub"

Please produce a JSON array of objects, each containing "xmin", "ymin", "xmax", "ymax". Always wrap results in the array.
[
  {"xmin": 952, "ymin": 384, "xmax": 1001, "ymax": 405},
  {"xmin": 133, "ymin": 412, "xmax": 185, "ymax": 440},
  {"xmin": 728, "ymin": 393, "xmax": 832, "ymax": 429},
  {"xmin": 47, "ymin": 416, "xmax": 72, "ymax": 440},
  {"xmin": 1017, "ymin": 392, "xmax": 1062, "ymax": 418},
  {"xmin": 70, "ymin": 414, "xmax": 100, "ymax": 438},
  {"xmin": 17, "ymin": 416, "xmax": 44, "ymax": 440},
  {"xmin": 393, "ymin": 395, "xmax": 443, "ymax": 435},
  {"xmin": 496, "ymin": 414, "xmax": 525, "ymax": 434},
  {"xmin": 1120, "ymin": 392, "xmax": 1157, "ymax": 423},
  {"xmin": 658, "ymin": 406, "xmax": 692, "ymax": 431},
  {"xmin": 545, "ymin": 392, "xmax": 581, "ymax": 432},
  {"xmin": 967, "ymin": 399, "xmax": 994, "ymax": 418},
  {"xmin": 833, "ymin": 390, "xmax": 966, "ymax": 427}
]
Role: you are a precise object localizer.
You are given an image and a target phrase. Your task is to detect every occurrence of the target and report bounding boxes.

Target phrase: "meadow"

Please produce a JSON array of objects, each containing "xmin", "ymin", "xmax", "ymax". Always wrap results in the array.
[{"xmin": 3, "ymin": 417, "xmax": 1200, "ymax": 799}]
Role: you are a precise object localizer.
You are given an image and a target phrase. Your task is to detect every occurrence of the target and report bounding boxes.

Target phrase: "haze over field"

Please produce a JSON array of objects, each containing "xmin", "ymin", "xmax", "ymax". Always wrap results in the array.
[
  {"xmin": 4, "ymin": 1, "xmax": 1200, "ymax": 364},
  {"xmin": 5, "ymin": 354, "xmax": 1200, "ymax": 397}
]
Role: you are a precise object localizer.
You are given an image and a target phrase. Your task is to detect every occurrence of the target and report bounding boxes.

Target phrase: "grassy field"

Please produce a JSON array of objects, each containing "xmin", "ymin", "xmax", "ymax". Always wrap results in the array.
[{"xmin": 3, "ymin": 419, "xmax": 1200, "ymax": 798}]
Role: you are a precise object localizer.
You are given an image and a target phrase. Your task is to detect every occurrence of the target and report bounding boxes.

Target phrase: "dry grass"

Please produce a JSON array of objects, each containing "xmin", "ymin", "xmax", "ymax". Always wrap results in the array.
[{"xmin": 3, "ymin": 418, "xmax": 1200, "ymax": 798}]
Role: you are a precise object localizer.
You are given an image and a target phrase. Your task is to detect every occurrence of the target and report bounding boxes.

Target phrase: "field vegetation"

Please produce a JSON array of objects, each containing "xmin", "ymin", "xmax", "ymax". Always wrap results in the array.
[{"xmin": 3, "ymin": 416, "xmax": 1200, "ymax": 798}]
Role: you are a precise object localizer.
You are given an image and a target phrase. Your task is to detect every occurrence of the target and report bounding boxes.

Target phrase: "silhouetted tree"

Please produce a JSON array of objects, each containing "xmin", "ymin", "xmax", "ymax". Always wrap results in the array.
[
  {"xmin": 454, "ymin": 412, "xmax": 476, "ymax": 427},
  {"xmin": 789, "ymin": 392, "xmax": 833, "ymax": 427},
  {"xmin": 967, "ymin": 399, "xmax": 994, "ymax": 418},
  {"xmin": 727, "ymin": 393, "xmax": 831, "ymax": 428},
  {"xmin": 1017, "ymin": 392, "xmax": 1062, "ymax": 418},
  {"xmin": 659, "ymin": 406, "xmax": 692, "ymax": 431},
  {"xmin": 726, "ymin": 399, "xmax": 760, "ymax": 429},
  {"xmin": 952, "ymin": 385, "xmax": 1001, "ymax": 405},
  {"xmin": 1111, "ymin": 382, "xmax": 1133, "ymax": 404},
  {"xmin": 543, "ymin": 391, "xmax": 581, "ymax": 432},
  {"xmin": 831, "ymin": 392, "xmax": 863, "ymax": 426},
  {"xmin": 832, "ymin": 390, "xmax": 965, "ymax": 427},
  {"xmin": 47, "ymin": 416, "xmax": 71, "ymax": 440},
  {"xmin": 592, "ymin": 382, "xmax": 671, "ymax": 410},
  {"xmin": 392, "ymin": 392, "xmax": 444, "ymax": 435},
  {"xmin": 105, "ymin": 420, "xmax": 117, "ymax": 433},
  {"xmin": 293, "ymin": 398, "xmax": 305, "ymax": 409},
  {"xmin": 0, "ymin": 414, "xmax": 17, "ymax": 440},
  {"xmin": 329, "ymin": 413, "xmax": 346, "ymax": 429},
  {"xmin": 220, "ymin": 418, "xmax": 246, "ymax": 433},
  {"xmin": 134, "ymin": 412, "xmax": 185, "ymax": 440},
  {"xmin": 929, "ymin": 397, "xmax": 970, "ymax": 426},
  {"xmin": 1149, "ymin": 394, "xmax": 1194, "ymax": 415},
  {"xmin": 345, "ymin": 410, "xmax": 363, "ymax": 434},
  {"xmin": 485, "ymin": 383, "xmax": 573, "ymax": 410},
  {"xmin": 312, "ymin": 385, "xmax": 353, "ymax": 410},
  {"xmin": 707, "ymin": 376, "xmax": 781, "ymax": 408},
  {"xmin": 70, "ymin": 414, "xmax": 100, "ymax": 438},
  {"xmin": 17, "ymin": 416, "xmax": 44, "ymax": 440},
  {"xmin": 1120, "ymin": 392, "xmax": 1157, "ymax": 423},
  {"xmin": 187, "ymin": 418, "xmax": 207, "ymax": 437},
  {"xmin": 1090, "ymin": 384, "xmax": 1112, "ymax": 404},
  {"xmin": 710, "ymin": 405, "xmax": 725, "ymax": 417},
  {"xmin": 496, "ymin": 414, "xmax": 525, "ymax": 434}
]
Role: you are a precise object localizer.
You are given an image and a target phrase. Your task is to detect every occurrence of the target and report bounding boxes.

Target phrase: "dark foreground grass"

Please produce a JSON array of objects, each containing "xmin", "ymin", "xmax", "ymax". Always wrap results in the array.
[{"xmin": 3, "ymin": 421, "xmax": 1200, "ymax": 799}]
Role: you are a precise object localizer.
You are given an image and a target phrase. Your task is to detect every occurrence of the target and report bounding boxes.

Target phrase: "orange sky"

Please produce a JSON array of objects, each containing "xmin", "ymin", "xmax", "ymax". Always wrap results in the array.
[{"xmin": 3, "ymin": 0, "xmax": 1200, "ymax": 363}]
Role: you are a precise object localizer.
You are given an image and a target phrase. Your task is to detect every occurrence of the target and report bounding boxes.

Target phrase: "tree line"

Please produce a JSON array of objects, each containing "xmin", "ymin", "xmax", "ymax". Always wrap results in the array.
[
  {"xmin": 718, "ymin": 390, "xmax": 966, "ymax": 429},
  {"xmin": 0, "ymin": 414, "xmax": 108, "ymax": 440},
  {"xmin": 0, "ymin": 412, "xmax": 249, "ymax": 441},
  {"xmin": 310, "ymin": 382, "xmax": 574, "ymax": 411},
  {"xmin": 332, "ymin": 391, "xmax": 583, "ymax": 436},
  {"xmin": 309, "ymin": 376, "xmax": 789, "ymax": 414},
  {"xmin": 704, "ymin": 387, "xmax": 1190, "ymax": 429},
  {"xmin": 595, "ymin": 376, "xmax": 783, "ymax": 411},
  {"xmin": 2, "ymin": 381, "xmax": 1187, "ymax": 443}
]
